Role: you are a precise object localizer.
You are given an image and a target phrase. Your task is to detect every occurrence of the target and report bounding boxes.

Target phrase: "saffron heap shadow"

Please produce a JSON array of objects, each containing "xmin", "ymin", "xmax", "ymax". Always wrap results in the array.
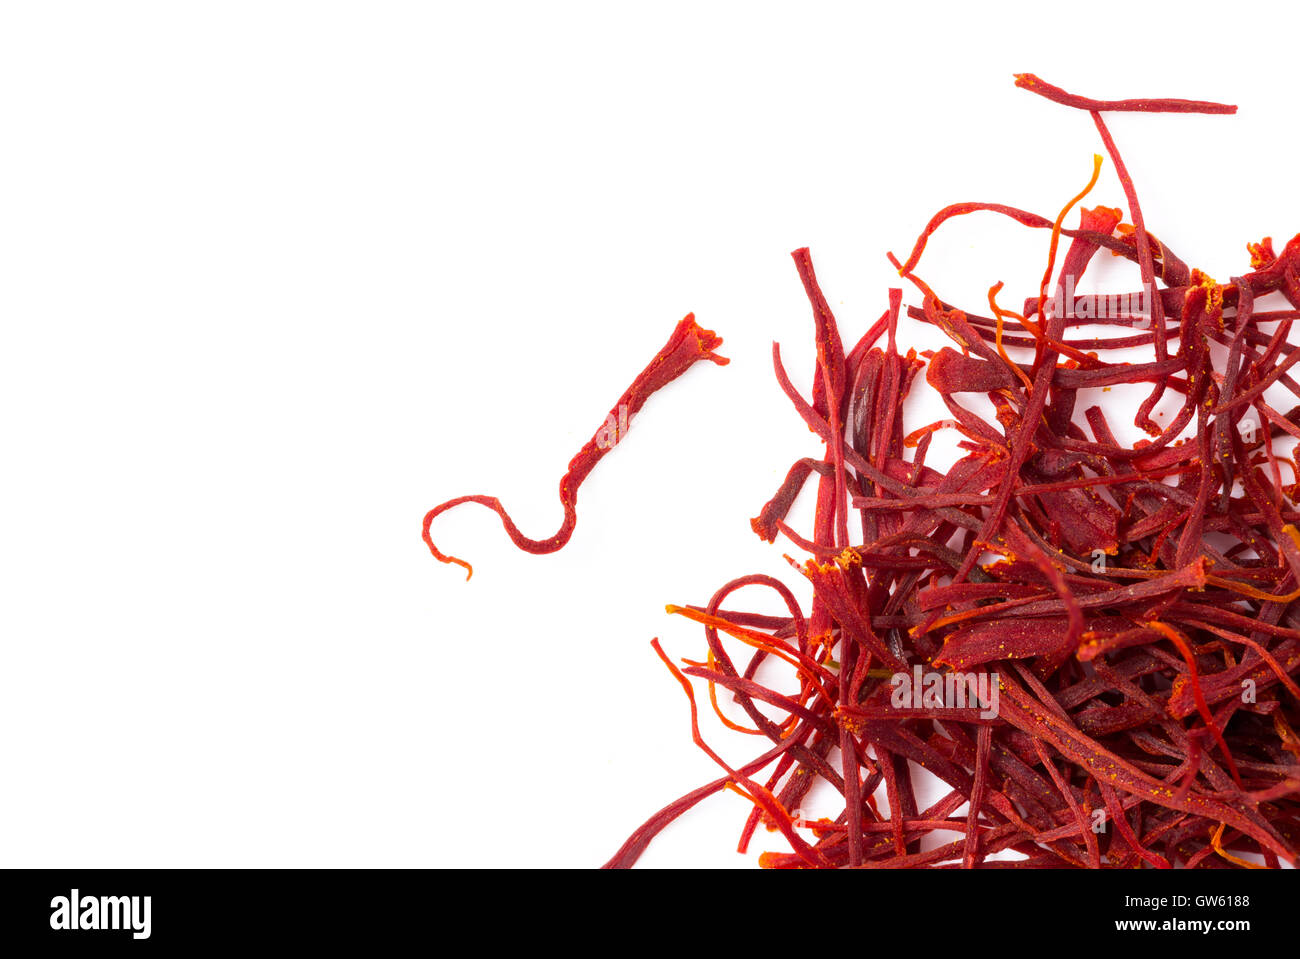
[{"xmin": 424, "ymin": 75, "xmax": 1300, "ymax": 869}]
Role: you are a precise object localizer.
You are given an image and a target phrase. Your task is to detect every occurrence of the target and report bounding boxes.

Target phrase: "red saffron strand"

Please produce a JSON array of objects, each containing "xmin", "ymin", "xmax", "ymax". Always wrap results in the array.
[
  {"xmin": 1013, "ymin": 73, "xmax": 1238, "ymax": 115},
  {"xmin": 422, "ymin": 314, "xmax": 727, "ymax": 577}
]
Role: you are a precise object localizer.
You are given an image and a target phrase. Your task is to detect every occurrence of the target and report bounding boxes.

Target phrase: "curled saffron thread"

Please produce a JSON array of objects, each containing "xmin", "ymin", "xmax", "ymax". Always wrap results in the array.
[
  {"xmin": 1211, "ymin": 823, "xmax": 1266, "ymax": 870},
  {"xmin": 703, "ymin": 649, "xmax": 766, "ymax": 736},
  {"xmin": 422, "ymin": 314, "xmax": 727, "ymax": 578},
  {"xmin": 986, "ymin": 281, "xmax": 1037, "ymax": 392}
]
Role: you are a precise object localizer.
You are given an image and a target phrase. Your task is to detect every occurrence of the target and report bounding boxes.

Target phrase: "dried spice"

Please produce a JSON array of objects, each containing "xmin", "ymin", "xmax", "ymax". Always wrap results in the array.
[
  {"xmin": 426, "ymin": 76, "xmax": 1300, "ymax": 868},
  {"xmin": 422, "ymin": 314, "xmax": 728, "ymax": 578}
]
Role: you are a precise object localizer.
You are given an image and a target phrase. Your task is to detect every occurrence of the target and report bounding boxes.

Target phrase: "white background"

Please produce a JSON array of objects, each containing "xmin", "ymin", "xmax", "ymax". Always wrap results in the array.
[{"xmin": 3, "ymin": 1, "xmax": 1298, "ymax": 868}]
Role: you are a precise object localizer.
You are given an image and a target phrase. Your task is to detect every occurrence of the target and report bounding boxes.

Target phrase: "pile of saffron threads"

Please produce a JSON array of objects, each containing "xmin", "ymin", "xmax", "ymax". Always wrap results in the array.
[{"xmin": 423, "ymin": 75, "xmax": 1300, "ymax": 869}]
